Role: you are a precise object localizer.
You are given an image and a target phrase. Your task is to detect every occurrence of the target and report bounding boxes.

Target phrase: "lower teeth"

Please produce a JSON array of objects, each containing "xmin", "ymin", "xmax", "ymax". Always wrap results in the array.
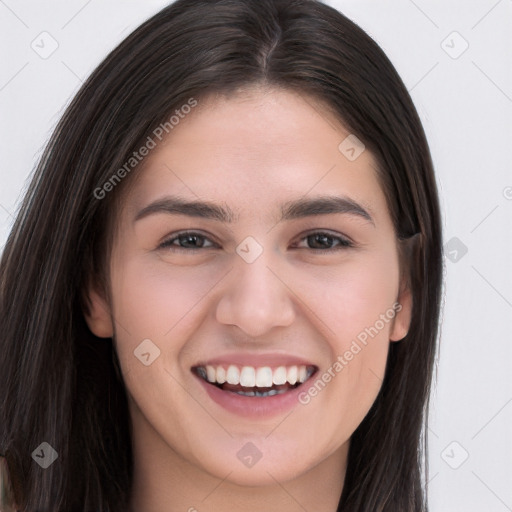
[{"xmin": 233, "ymin": 388, "xmax": 288, "ymax": 397}]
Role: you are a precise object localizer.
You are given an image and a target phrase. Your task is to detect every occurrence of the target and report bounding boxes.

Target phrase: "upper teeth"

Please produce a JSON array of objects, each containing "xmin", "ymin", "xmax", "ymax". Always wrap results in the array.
[{"xmin": 200, "ymin": 364, "xmax": 313, "ymax": 387}]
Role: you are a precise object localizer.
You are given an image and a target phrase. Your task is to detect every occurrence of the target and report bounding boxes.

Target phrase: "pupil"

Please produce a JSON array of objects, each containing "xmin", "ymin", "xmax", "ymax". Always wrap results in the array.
[
  {"xmin": 182, "ymin": 234, "xmax": 201, "ymax": 247},
  {"xmin": 310, "ymin": 233, "xmax": 332, "ymax": 248}
]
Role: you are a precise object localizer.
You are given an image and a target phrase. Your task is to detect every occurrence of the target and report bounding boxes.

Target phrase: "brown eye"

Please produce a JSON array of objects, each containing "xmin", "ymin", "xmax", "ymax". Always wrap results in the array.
[
  {"xmin": 159, "ymin": 231, "xmax": 217, "ymax": 252},
  {"xmin": 294, "ymin": 231, "xmax": 353, "ymax": 251}
]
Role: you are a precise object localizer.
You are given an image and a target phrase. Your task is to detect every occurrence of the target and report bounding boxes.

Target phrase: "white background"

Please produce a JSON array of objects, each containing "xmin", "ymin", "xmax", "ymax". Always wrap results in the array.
[{"xmin": 1, "ymin": 0, "xmax": 511, "ymax": 510}]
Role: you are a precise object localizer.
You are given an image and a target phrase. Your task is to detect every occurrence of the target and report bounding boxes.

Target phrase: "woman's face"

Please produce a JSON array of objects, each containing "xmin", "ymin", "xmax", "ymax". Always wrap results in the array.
[{"xmin": 86, "ymin": 86, "xmax": 411, "ymax": 486}]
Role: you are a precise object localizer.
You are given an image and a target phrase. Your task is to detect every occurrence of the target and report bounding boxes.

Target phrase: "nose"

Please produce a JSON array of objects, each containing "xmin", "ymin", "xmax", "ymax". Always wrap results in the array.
[{"xmin": 215, "ymin": 248, "xmax": 296, "ymax": 338}]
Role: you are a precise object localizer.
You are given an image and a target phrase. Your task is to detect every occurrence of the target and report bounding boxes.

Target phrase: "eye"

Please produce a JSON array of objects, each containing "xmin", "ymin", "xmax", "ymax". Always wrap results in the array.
[
  {"xmin": 293, "ymin": 231, "xmax": 354, "ymax": 251},
  {"xmin": 158, "ymin": 231, "xmax": 217, "ymax": 252},
  {"xmin": 157, "ymin": 229, "xmax": 354, "ymax": 254}
]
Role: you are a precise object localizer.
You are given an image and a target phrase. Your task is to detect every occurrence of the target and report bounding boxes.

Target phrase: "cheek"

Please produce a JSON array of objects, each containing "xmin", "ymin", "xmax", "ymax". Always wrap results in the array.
[
  {"xmin": 111, "ymin": 252, "xmax": 223, "ymax": 342},
  {"xmin": 108, "ymin": 252, "xmax": 227, "ymax": 390},
  {"xmin": 290, "ymin": 249, "xmax": 400, "ymax": 347},
  {"xmin": 107, "ymin": 254, "xmax": 228, "ymax": 446},
  {"xmin": 293, "ymin": 250, "xmax": 398, "ymax": 439},
  {"xmin": 320, "ymin": 251, "xmax": 399, "ymax": 381}
]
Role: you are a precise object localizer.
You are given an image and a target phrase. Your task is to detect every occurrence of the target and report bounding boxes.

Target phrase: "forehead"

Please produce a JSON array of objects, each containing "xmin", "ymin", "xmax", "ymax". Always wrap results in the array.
[{"xmin": 122, "ymin": 87, "xmax": 389, "ymax": 227}]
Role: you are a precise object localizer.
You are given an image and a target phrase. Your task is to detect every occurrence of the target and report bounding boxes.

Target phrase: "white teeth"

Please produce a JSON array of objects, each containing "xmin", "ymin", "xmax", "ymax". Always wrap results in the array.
[
  {"xmin": 298, "ymin": 365, "xmax": 308, "ymax": 383},
  {"xmin": 239, "ymin": 366, "xmax": 256, "ymax": 387},
  {"xmin": 198, "ymin": 363, "xmax": 314, "ymax": 387},
  {"xmin": 287, "ymin": 366, "xmax": 298, "ymax": 385},
  {"xmin": 255, "ymin": 367, "xmax": 273, "ymax": 387},
  {"xmin": 272, "ymin": 366, "xmax": 287, "ymax": 385},
  {"xmin": 206, "ymin": 365, "xmax": 216, "ymax": 383},
  {"xmin": 226, "ymin": 365, "xmax": 240, "ymax": 385},
  {"xmin": 216, "ymin": 366, "xmax": 226, "ymax": 384}
]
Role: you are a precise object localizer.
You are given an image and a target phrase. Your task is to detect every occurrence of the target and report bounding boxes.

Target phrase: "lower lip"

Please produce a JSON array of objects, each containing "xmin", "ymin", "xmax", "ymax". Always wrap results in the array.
[{"xmin": 193, "ymin": 372, "xmax": 316, "ymax": 419}]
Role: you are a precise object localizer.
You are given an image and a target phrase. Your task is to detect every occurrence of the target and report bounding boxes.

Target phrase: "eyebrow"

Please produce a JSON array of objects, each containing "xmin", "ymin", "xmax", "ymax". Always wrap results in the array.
[{"xmin": 133, "ymin": 194, "xmax": 375, "ymax": 226}]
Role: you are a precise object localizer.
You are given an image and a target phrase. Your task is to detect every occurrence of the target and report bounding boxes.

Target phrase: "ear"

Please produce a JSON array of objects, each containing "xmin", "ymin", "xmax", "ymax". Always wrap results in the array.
[
  {"xmin": 389, "ymin": 285, "xmax": 412, "ymax": 342},
  {"xmin": 82, "ymin": 281, "xmax": 114, "ymax": 338}
]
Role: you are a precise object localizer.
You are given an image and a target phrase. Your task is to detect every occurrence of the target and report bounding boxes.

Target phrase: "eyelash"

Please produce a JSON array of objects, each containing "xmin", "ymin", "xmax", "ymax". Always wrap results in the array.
[{"xmin": 158, "ymin": 230, "xmax": 354, "ymax": 253}]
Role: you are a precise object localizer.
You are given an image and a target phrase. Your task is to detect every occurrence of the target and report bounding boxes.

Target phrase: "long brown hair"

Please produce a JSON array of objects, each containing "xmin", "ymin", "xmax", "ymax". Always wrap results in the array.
[{"xmin": 0, "ymin": 0, "xmax": 443, "ymax": 510}]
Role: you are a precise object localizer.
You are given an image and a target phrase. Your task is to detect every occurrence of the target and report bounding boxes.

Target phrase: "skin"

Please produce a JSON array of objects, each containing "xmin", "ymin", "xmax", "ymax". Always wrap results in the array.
[{"xmin": 85, "ymin": 85, "xmax": 412, "ymax": 512}]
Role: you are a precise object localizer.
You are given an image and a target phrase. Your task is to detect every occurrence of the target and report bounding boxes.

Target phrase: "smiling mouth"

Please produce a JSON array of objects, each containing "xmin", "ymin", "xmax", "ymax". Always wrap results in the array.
[{"xmin": 192, "ymin": 364, "xmax": 317, "ymax": 397}]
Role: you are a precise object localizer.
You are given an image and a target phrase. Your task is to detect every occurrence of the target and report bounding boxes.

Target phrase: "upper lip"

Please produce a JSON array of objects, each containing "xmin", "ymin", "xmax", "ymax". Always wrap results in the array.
[{"xmin": 192, "ymin": 352, "xmax": 318, "ymax": 369}]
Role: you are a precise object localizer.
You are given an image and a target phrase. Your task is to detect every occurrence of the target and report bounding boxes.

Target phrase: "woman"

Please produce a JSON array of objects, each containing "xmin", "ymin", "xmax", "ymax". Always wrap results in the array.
[{"xmin": 0, "ymin": 0, "xmax": 443, "ymax": 510}]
